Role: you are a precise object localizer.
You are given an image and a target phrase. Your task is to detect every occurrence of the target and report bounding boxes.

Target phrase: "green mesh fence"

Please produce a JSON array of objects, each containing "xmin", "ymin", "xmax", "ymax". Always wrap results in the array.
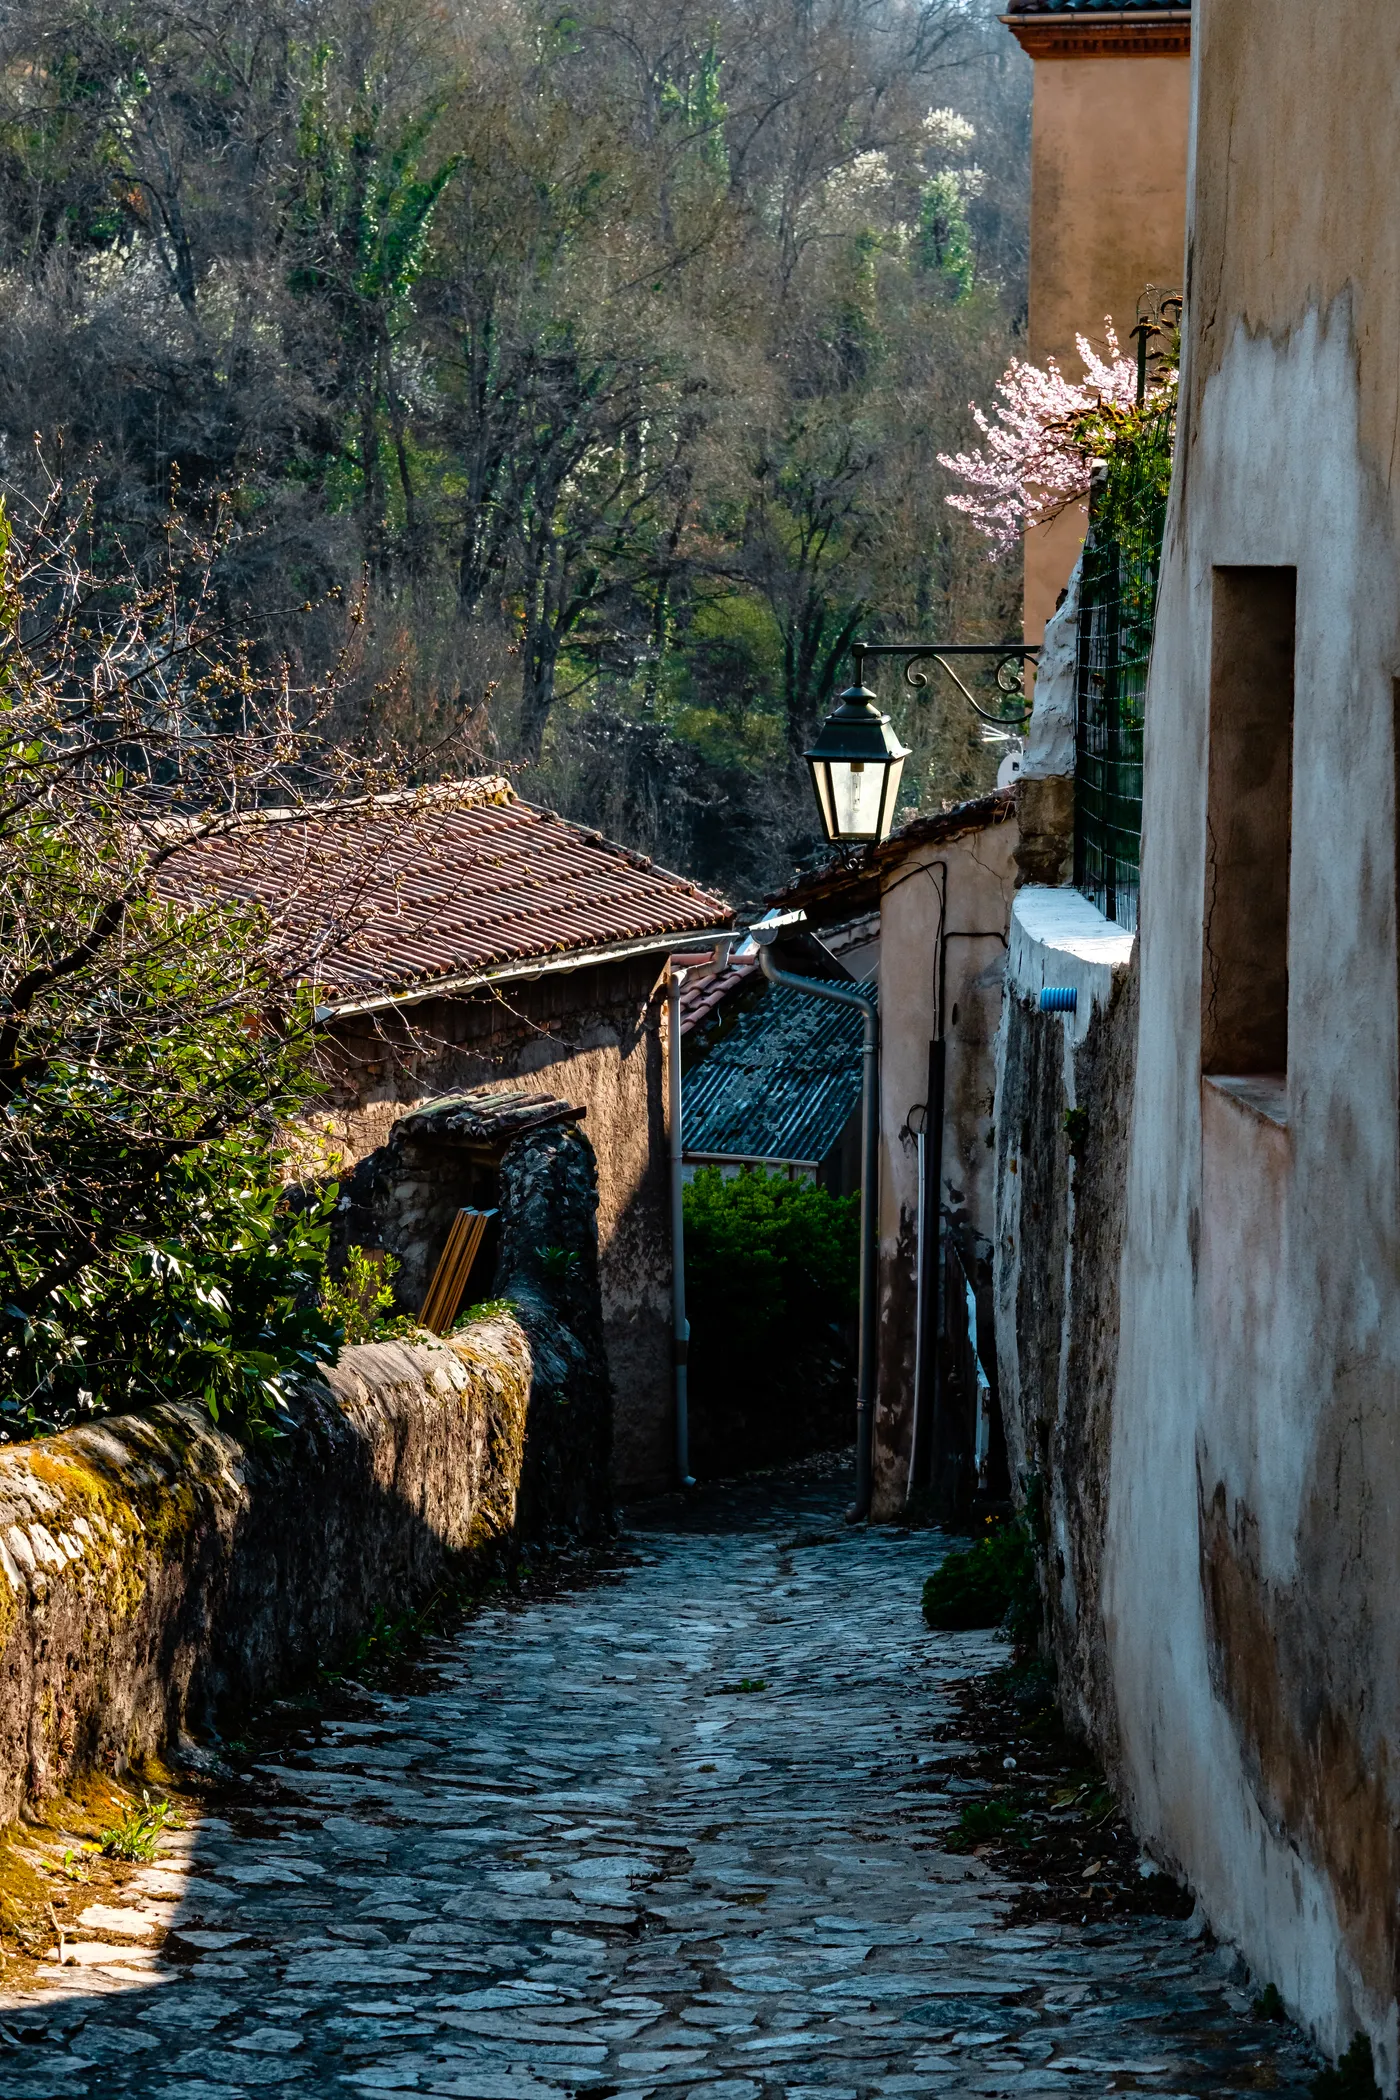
[{"xmin": 1073, "ymin": 403, "xmax": 1174, "ymax": 932}]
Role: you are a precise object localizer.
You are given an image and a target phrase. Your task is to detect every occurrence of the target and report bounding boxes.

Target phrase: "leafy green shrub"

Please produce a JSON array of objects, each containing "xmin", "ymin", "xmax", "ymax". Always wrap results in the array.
[
  {"xmin": 922, "ymin": 1514, "xmax": 1038, "ymax": 1637},
  {"xmin": 0, "ymin": 494, "xmax": 370, "ymax": 1443},
  {"xmin": 5, "ymin": 1129, "xmax": 342, "ymax": 1439},
  {"xmin": 1312, "ymin": 2037, "xmax": 1381, "ymax": 2100},
  {"xmin": 682, "ymin": 1167, "xmax": 859, "ymax": 1471},
  {"xmin": 321, "ymin": 1246, "xmax": 416, "ymax": 1346}
]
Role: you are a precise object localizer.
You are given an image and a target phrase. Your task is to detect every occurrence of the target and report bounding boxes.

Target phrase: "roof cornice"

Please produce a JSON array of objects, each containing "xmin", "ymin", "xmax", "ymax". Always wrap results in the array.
[{"xmin": 1001, "ymin": 11, "xmax": 1190, "ymax": 58}]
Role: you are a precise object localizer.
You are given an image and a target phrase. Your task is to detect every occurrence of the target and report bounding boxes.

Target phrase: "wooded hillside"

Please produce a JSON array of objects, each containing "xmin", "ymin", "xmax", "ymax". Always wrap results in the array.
[{"xmin": 0, "ymin": 0, "xmax": 1028, "ymax": 896}]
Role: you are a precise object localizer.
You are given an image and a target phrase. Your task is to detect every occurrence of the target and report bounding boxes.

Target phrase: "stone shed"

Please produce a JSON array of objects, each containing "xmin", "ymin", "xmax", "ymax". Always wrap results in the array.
[{"xmin": 168, "ymin": 777, "xmax": 732, "ymax": 1498}]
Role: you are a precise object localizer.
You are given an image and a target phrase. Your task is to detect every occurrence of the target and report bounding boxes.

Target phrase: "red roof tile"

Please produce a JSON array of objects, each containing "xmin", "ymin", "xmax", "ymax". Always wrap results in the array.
[{"xmin": 164, "ymin": 778, "xmax": 732, "ymax": 1010}]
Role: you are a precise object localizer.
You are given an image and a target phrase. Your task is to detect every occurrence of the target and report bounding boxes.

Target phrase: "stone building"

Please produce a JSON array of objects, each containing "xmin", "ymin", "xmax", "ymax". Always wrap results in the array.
[
  {"xmin": 172, "ymin": 777, "xmax": 731, "ymax": 1498},
  {"xmin": 1004, "ymin": 0, "xmax": 1191, "ymax": 644}
]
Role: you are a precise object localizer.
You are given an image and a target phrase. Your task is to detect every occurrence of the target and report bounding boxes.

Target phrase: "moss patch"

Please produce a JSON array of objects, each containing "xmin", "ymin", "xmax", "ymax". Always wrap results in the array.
[{"xmin": 0, "ymin": 1768, "xmax": 199, "ymax": 1988}]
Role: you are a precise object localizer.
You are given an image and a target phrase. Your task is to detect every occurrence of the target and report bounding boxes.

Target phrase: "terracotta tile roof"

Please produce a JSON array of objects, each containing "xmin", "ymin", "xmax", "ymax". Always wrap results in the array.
[
  {"xmin": 164, "ymin": 778, "xmax": 732, "ymax": 1011},
  {"xmin": 678, "ymin": 954, "xmax": 761, "ymax": 1037},
  {"xmin": 394, "ymin": 1089, "xmax": 585, "ymax": 1149},
  {"xmin": 1006, "ymin": 1, "xmax": 1188, "ymax": 11}
]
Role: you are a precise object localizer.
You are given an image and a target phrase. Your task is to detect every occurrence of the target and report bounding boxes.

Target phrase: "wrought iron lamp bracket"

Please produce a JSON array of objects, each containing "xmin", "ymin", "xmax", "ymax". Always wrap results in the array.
[{"xmin": 849, "ymin": 641, "xmax": 1040, "ymax": 730}]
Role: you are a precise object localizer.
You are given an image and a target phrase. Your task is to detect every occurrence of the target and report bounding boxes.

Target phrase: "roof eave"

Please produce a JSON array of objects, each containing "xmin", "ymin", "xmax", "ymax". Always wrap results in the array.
[
  {"xmin": 770, "ymin": 788, "xmax": 1016, "ymax": 921},
  {"xmin": 1002, "ymin": 10, "xmax": 1190, "ymax": 58},
  {"xmin": 314, "ymin": 922, "xmax": 736, "ymax": 1022}
]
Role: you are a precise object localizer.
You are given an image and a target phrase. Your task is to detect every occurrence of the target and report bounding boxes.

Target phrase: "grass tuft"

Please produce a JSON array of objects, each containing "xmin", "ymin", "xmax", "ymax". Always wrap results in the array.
[
  {"xmin": 97, "ymin": 1791, "xmax": 181, "ymax": 1863},
  {"xmin": 922, "ymin": 1514, "xmax": 1037, "ymax": 1638}
]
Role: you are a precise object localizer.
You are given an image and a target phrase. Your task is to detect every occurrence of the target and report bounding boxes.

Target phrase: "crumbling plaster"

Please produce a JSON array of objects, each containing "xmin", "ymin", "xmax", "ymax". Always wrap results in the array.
[
  {"xmin": 1109, "ymin": 194, "xmax": 1400, "ymax": 2083},
  {"xmin": 872, "ymin": 813, "xmax": 1018, "ymax": 1517}
]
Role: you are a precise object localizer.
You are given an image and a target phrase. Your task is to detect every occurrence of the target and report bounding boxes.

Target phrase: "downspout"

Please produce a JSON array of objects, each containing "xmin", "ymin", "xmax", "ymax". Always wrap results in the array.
[
  {"xmin": 754, "ymin": 934, "xmax": 879, "ymax": 1522},
  {"xmin": 667, "ymin": 965, "xmax": 696, "ymax": 1489},
  {"xmin": 664, "ymin": 933, "xmax": 736, "ymax": 1490},
  {"xmin": 908, "ymin": 1033, "xmax": 946, "ymax": 1501}
]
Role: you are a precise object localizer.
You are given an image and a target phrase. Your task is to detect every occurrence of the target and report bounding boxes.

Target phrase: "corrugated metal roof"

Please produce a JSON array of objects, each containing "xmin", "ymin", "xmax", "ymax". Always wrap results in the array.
[
  {"xmin": 162, "ymin": 778, "xmax": 731, "ymax": 1006},
  {"xmin": 682, "ymin": 980, "xmax": 867, "ymax": 1168}
]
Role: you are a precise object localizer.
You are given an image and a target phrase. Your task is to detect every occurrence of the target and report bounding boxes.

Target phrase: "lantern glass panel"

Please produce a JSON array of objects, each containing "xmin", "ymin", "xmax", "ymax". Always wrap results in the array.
[{"xmin": 812, "ymin": 752, "xmax": 905, "ymax": 842}]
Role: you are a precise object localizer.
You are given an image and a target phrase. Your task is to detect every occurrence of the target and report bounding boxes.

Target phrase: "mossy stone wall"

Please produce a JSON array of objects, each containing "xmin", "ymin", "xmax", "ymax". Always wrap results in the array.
[{"xmin": 0, "ymin": 1330, "xmax": 525, "ymax": 1818}]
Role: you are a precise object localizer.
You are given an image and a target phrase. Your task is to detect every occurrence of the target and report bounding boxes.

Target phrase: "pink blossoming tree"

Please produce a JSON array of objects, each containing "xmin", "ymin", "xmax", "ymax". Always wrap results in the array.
[{"xmin": 938, "ymin": 323, "xmax": 1154, "ymax": 560}]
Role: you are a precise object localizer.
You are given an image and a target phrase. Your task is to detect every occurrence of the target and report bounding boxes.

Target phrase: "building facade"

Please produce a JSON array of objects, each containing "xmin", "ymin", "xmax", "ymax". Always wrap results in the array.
[
  {"xmin": 171, "ymin": 780, "xmax": 731, "ymax": 1499},
  {"xmin": 1004, "ymin": 0, "xmax": 1191, "ymax": 646},
  {"xmin": 1103, "ymin": 2, "xmax": 1400, "ymax": 2073},
  {"xmin": 778, "ymin": 792, "xmax": 1019, "ymax": 1520}
]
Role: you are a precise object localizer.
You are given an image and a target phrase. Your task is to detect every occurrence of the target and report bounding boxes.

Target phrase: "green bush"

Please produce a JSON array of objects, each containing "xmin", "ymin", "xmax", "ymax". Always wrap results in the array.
[
  {"xmin": 5, "ymin": 1132, "xmax": 343, "ymax": 1440},
  {"xmin": 1312, "ymin": 2037, "xmax": 1381, "ymax": 2100},
  {"xmin": 683, "ymin": 1166, "xmax": 859, "ymax": 1471},
  {"xmin": 322, "ymin": 1246, "xmax": 416, "ymax": 1347},
  {"xmin": 922, "ymin": 1514, "xmax": 1038, "ymax": 1638}
]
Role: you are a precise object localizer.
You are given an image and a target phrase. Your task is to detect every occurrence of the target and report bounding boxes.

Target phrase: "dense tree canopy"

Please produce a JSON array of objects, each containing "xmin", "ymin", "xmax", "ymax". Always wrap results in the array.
[{"xmin": 0, "ymin": 0, "xmax": 1029, "ymax": 897}]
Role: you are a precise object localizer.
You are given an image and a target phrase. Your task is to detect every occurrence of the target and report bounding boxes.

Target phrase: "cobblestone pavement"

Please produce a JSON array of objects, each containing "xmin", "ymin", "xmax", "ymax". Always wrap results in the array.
[{"xmin": 3, "ymin": 1466, "xmax": 1320, "ymax": 2098}]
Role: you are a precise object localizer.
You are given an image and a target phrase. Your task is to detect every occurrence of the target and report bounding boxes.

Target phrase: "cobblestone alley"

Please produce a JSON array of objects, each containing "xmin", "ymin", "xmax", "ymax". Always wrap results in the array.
[{"xmin": 3, "ymin": 1466, "xmax": 1320, "ymax": 2099}]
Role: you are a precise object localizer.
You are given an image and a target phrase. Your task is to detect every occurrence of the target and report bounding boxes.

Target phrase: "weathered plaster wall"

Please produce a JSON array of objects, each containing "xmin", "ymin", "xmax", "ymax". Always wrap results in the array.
[
  {"xmin": 871, "ymin": 809, "xmax": 1018, "ymax": 1517},
  {"xmin": 993, "ymin": 888, "xmax": 1136, "ymax": 1750},
  {"xmin": 1022, "ymin": 52, "xmax": 1189, "ymax": 644},
  {"xmin": 1108, "ymin": 4, "xmax": 1400, "ymax": 2078},
  {"xmin": 0, "ymin": 1126, "xmax": 612, "ymax": 1822},
  {"xmin": 312, "ymin": 954, "xmax": 672, "ymax": 1498}
]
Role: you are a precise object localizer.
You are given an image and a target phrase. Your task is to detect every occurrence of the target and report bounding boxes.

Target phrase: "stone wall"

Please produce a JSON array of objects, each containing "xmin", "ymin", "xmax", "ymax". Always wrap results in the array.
[
  {"xmin": 313, "ymin": 953, "xmax": 672, "ymax": 1498},
  {"xmin": 0, "ymin": 1127, "xmax": 612, "ymax": 1824},
  {"xmin": 992, "ymin": 888, "xmax": 1136, "ymax": 1751}
]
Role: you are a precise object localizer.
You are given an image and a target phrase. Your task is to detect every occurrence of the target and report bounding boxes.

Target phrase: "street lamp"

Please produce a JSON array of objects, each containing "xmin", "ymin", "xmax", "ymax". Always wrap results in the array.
[
  {"xmin": 803, "ymin": 639, "xmax": 1041, "ymax": 846},
  {"xmin": 803, "ymin": 680, "xmax": 911, "ymax": 846}
]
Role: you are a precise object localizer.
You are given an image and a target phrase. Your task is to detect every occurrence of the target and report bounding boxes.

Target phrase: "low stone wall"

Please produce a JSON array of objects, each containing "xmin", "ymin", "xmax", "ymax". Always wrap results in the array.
[
  {"xmin": 992, "ymin": 886, "xmax": 1137, "ymax": 1753},
  {"xmin": 0, "ymin": 1121, "xmax": 613, "ymax": 1824},
  {"xmin": 0, "ymin": 1329, "xmax": 512, "ymax": 1822}
]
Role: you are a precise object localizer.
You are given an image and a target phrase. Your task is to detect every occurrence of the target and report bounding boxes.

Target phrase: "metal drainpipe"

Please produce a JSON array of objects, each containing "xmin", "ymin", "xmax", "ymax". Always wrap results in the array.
[
  {"xmin": 667, "ymin": 965, "xmax": 696, "ymax": 1490},
  {"xmin": 755, "ymin": 938, "xmax": 879, "ymax": 1522}
]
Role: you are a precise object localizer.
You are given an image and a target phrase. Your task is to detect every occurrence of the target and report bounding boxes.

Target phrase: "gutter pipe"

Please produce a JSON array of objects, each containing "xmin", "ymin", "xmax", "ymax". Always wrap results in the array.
[
  {"xmin": 754, "ymin": 932, "xmax": 879, "ymax": 1522},
  {"xmin": 665, "ymin": 934, "xmax": 737, "ymax": 1489},
  {"xmin": 667, "ymin": 964, "xmax": 696, "ymax": 1489}
]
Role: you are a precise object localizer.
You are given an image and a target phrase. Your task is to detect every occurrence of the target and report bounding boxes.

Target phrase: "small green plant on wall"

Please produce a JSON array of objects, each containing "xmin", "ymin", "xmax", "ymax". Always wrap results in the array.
[{"xmin": 321, "ymin": 1247, "xmax": 416, "ymax": 1347}]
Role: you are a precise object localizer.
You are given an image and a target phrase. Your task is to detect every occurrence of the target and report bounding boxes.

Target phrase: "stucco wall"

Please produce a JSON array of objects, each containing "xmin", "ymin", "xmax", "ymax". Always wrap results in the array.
[
  {"xmin": 1022, "ymin": 51, "xmax": 1190, "ymax": 644},
  {"xmin": 313, "ymin": 954, "xmax": 673, "ymax": 1498},
  {"xmin": 871, "ymin": 809, "xmax": 1019, "ymax": 1517},
  {"xmin": 1108, "ymin": 3, "xmax": 1400, "ymax": 2078}
]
